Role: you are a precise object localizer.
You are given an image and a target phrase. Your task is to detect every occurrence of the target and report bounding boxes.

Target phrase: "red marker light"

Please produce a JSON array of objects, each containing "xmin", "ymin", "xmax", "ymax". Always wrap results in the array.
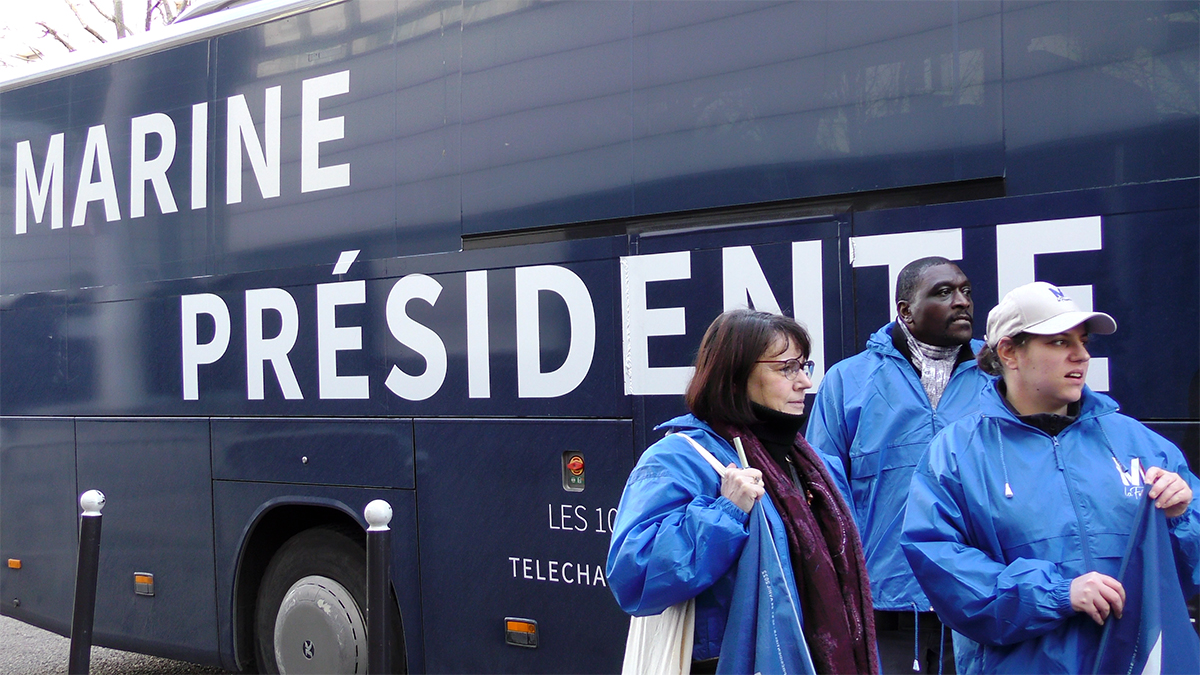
[{"xmin": 567, "ymin": 455, "xmax": 584, "ymax": 475}]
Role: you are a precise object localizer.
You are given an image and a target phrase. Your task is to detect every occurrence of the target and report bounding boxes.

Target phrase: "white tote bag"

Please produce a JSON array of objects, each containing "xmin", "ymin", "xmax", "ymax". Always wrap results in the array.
[
  {"xmin": 620, "ymin": 598, "xmax": 697, "ymax": 675},
  {"xmin": 620, "ymin": 433, "xmax": 732, "ymax": 675}
]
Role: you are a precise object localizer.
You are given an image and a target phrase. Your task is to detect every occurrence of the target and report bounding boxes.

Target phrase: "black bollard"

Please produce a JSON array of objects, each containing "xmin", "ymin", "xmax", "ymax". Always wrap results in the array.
[
  {"xmin": 364, "ymin": 499, "xmax": 393, "ymax": 675},
  {"xmin": 68, "ymin": 490, "xmax": 105, "ymax": 675}
]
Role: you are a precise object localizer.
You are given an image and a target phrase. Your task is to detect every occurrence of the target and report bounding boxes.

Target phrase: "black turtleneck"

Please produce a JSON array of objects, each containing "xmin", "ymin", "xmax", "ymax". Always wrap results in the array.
[
  {"xmin": 997, "ymin": 381, "xmax": 1081, "ymax": 436},
  {"xmin": 748, "ymin": 401, "xmax": 805, "ymax": 468}
]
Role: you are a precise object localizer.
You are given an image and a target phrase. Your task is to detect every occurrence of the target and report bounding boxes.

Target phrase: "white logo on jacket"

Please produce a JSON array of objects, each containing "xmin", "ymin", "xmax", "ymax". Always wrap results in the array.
[{"xmin": 1112, "ymin": 457, "xmax": 1147, "ymax": 498}]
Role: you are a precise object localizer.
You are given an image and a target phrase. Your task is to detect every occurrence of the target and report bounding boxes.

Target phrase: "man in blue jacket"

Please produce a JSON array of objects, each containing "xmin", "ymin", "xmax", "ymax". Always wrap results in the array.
[{"xmin": 807, "ymin": 256, "xmax": 989, "ymax": 673}]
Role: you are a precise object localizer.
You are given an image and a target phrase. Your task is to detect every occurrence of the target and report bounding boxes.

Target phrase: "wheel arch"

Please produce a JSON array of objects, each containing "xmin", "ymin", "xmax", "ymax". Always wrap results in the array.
[{"xmin": 231, "ymin": 499, "xmax": 363, "ymax": 672}]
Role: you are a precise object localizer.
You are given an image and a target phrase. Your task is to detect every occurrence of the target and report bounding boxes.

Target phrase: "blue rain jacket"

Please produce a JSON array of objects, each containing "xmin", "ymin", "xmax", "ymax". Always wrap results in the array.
[
  {"xmin": 901, "ymin": 381, "xmax": 1200, "ymax": 674},
  {"xmin": 806, "ymin": 322, "xmax": 989, "ymax": 610},
  {"xmin": 606, "ymin": 414, "xmax": 805, "ymax": 662}
]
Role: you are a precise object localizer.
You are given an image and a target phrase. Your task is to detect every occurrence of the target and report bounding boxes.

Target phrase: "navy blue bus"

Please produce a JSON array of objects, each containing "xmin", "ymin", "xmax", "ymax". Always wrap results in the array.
[{"xmin": 1, "ymin": 1, "xmax": 1196, "ymax": 672}]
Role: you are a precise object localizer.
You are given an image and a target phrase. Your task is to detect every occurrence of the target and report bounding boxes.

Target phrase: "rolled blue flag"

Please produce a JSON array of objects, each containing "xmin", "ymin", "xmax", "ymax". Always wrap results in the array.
[
  {"xmin": 1093, "ymin": 494, "xmax": 1199, "ymax": 675},
  {"xmin": 717, "ymin": 503, "xmax": 816, "ymax": 675}
]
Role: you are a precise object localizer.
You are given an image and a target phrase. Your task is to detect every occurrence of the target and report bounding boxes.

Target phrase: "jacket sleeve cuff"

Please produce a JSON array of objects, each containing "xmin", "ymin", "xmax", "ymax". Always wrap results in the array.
[
  {"xmin": 715, "ymin": 496, "xmax": 751, "ymax": 526},
  {"xmin": 1167, "ymin": 508, "xmax": 1194, "ymax": 531},
  {"xmin": 1050, "ymin": 579, "xmax": 1074, "ymax": 615}
]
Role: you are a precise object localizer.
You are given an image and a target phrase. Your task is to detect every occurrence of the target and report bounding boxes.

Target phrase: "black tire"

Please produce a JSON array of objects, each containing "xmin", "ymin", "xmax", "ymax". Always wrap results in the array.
[{"xmin": 255, "ymin": 526, "xmax": 368, "ymax": 674}]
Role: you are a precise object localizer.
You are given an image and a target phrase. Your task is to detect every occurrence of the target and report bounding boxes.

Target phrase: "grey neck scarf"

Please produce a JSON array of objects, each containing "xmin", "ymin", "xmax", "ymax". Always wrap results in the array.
[{"xmin": 896, "ymin": 319, "xmax": 960, "ymax": 410}]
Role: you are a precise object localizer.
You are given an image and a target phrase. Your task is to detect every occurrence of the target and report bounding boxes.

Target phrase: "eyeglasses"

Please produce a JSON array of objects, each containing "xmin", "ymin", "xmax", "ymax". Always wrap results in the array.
[{"xmin": 756, "ymin": 358, "xmax": 815, "ymax": 380}]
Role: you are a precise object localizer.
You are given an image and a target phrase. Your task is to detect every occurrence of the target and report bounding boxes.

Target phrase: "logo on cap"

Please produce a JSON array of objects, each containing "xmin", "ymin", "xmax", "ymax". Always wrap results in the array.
[{"xmin": 1048, "ymin": 286, "xmax": 1069, "ymax": 302}]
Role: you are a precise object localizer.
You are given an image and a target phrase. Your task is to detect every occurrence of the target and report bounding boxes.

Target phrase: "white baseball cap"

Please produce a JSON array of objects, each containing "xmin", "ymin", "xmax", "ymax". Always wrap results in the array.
[{"xmin": 985, "ymin": 282, "xmax": 1117, "ymax": 348}]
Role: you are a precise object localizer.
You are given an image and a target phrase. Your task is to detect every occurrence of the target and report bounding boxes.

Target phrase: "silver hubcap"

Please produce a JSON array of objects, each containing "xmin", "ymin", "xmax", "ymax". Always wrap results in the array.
[{"xmin": 274, "ymin": 575, "xmax": 366, "ymax": 674}]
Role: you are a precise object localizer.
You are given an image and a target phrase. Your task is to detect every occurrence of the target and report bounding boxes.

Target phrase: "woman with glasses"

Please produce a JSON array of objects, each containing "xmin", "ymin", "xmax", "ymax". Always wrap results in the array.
[
  {"xmin": 901, "ymin": 282, "xmax": 1199, "ymax": 674},
  {"xmin": 607, "ymin": 309, "xmax": 878, "ymax": 674}
]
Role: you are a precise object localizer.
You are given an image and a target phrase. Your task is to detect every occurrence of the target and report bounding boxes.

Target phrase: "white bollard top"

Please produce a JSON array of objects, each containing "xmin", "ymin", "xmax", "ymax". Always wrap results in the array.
[
  {"xmin": 364, "ymin": 500, "xmax": 392, "ymax": 531},
  {"xmin": 80, "ymin": 490, "xmax": 106, "ymax": 516}
]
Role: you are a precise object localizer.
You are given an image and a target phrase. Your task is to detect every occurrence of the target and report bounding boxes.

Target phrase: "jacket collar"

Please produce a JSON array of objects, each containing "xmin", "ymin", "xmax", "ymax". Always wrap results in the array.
[
  {"xmin": 866, "ymin": 322, "xmax": 984, "ymax": 374},
  {"xmin": 978, "ymin": 377, "xmax": 1119, "ymax": 425},
  {"xmin": 654, "ymin": 413, "xmax": 714, "ymax": 434}
]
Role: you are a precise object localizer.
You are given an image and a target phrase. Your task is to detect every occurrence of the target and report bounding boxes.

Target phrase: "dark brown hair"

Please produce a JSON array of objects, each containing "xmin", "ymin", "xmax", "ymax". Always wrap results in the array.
[
  {"xmin": 976, "ymin": 332, "xmax": 1032, "ymax": 376},
  {"xmin": 685, "ymin": 309, "xmax": 812, "ymax": 426}
]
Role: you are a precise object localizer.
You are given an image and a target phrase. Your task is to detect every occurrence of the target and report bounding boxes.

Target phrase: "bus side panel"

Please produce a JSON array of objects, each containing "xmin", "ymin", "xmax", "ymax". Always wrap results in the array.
[
  {"xmin": 64, "ymin": 41, "xmax": 212, "ymax": 292},
  {"xmin": 1002, "ymin": 0, "xmax": 1199, "ymax": 197},
  {"xmin": 0, "ymin": 300, "xmax": 82, "ymax": 415},
  {"xmin": 212, "ymin": 418, "xmax": 415, "ymax": 488},
  {"xmin": 459, "ymin": 1, "xmax": 1009, "ymax": 236},
  {"xmin": 75, "ymin": 418, "xmax": 219, "ymax": 666},
  {"xmin": 0, "ymin": 417, "xmax": 78, "ymax": 635},
  {"xmin": 633, "ymin": 215, "xmax": 848, "ymax": 441},
  {"xmin": 376, "ymin": 257, "xmax": 628, "ymax": 419},
  {"xmin": 209, "ymin": 0, "xmax": 463, "ymax": 273},
  {"xmin": 460, "ymin": 0, "xmax": 636, "ymax": 234},
  {"xmin": 1145, "ymin": 422, "xmax": 1200, "ymax": 478},
  {"xmin": 628, "ymin": 1, "xmax": 1005, "ymax": 219},
  {"xmin": 416, "ymin": 418, "xmax": 633, "ymax": 674},
  {"xmin": 0, "ymin": 76, "xmax": 73, "ymax": 296}
]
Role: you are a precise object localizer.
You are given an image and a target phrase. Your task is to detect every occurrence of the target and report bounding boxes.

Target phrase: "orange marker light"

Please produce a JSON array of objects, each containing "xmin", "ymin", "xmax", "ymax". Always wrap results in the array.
[
  {"xmin": 7, "ymin": 559, "xmax": 20, "ymax": 569},
  {"xmin": 504, "ymin": 617, "xmax": 539, "ymax": 648},
  {"xmin": 506, "ymin": 620, "xmax": 536, "ymax": 634},
  {"xmin": 134, "ymin": 572, "xmax": 155, "ymax": 596}
]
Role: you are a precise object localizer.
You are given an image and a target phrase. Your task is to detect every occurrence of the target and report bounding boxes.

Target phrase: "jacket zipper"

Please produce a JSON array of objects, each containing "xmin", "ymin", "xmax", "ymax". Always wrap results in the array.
[{"xmin": 1053, "ymin": 435, "xmax": 1095, "ymax": 570}]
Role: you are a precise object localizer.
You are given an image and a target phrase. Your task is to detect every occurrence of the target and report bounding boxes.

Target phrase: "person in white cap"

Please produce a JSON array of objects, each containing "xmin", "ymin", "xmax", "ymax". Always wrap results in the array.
[{"xmin": 900, "ymin": 281, "xmax": 1199, "ymax": 674}]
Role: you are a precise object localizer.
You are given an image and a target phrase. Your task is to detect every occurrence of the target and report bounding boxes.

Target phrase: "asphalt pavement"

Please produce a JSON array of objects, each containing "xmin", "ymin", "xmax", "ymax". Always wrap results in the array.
[{"xmin": 0, "ymin": 614, "xmax": 230, "ymax": 674}]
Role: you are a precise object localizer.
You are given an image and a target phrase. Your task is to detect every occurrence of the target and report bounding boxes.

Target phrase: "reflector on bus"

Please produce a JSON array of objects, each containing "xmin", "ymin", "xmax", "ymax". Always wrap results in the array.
[{"xmin": 505, "ymin": 617, "xmax": 539, "ymax": 648}]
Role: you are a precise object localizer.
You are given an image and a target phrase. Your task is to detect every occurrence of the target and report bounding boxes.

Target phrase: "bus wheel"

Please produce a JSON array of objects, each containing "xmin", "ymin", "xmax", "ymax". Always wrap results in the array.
[{"xmin": 255, "ymin": 526, "xmax": 367, "ymax": 674}]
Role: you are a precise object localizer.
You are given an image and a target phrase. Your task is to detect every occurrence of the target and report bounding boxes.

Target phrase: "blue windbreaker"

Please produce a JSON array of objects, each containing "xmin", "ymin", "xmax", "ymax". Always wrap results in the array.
[
  {"xmin": 606, "ymin": 415, "xmax": 804, "ymax": 662},
  {"xmin": 806, "ymin": 322, "xmax": 989, "ymax": 610},
  {"xmin": 901, "ymin": 381, "xmax": 1200, "ymax": 674}
]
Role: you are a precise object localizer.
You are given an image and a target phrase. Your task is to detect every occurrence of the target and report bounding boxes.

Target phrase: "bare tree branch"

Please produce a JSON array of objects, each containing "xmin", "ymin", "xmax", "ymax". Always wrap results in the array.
[
  {"xmin": 80, "ymin": 0, "xmax": 114, "ymax": 25},
  {"xmin": 158, "ymin": 0, "xmax": 177, "ymax": 24},
  {"xmin": 12, "ymin": 0, "xmax": 194, "ymax": 66},
  {"xmin": 147, "ymin": 0, "xmax": 183, "ymax": 29},
  {"xmin": 64, "ymin": 0, "xmax": 110, "ymax": 43},
  {"xmin": 167, "ymin": 0, "xmax": 191, "ymax": 25},
  {"xmin": 113, "ymin": 0, "xmax": 129, "ymax": 39},
  {"xmin": 15, "ymin": 44, "xmax": 46, "ymax": 63},
  {"xmin": 37, "ymin": 22, "xmax": 77, "ymax": 52}
]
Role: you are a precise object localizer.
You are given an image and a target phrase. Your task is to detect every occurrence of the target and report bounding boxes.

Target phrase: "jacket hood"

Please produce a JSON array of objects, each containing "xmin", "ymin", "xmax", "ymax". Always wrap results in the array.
[{"xmin": 865, "ymin": 322, "xmax": 901, "ymax": 355}]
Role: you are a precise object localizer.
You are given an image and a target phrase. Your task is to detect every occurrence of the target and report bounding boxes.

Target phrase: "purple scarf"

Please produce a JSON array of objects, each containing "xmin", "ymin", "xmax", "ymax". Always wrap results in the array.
[{"xmin": 713, "ymin": 422, "xmax": 879, "ymax": 675}]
